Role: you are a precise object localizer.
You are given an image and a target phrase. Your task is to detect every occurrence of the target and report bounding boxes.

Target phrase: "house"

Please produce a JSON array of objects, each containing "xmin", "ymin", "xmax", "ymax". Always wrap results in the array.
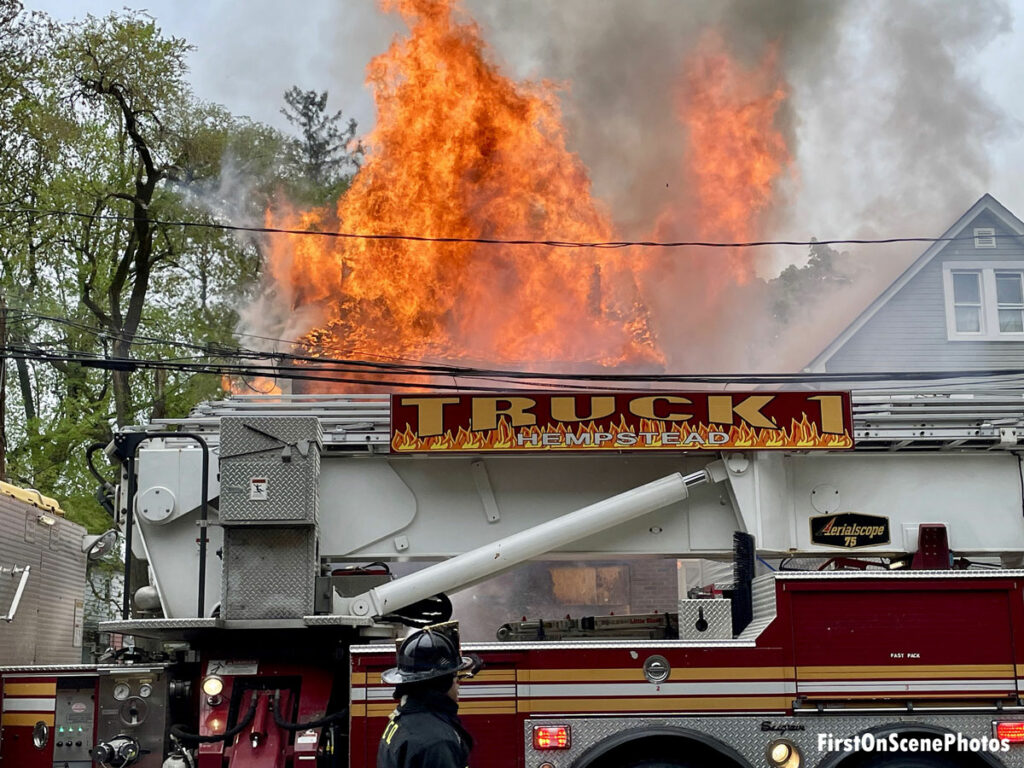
[{"xmin": 806, "ymin": 194, "xmax": 1024, "ymax": 376}]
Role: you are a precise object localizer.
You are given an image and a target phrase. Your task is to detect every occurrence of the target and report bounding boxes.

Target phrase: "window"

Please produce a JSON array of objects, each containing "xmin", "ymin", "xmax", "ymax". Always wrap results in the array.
[
  {"xmin": 549, "ymin": 565, "xmax": 629, "ymax": 606},
  {"xmin": 974, "ymin": 227, "xmax": 996, "ymax": 248},
  {"xmin": 951, "ymin": 271, "xmax": 981, "ymax": 332},
  {"xmin": 943, "ymin": 262, "xmax": 1024, "ymax": 340}
]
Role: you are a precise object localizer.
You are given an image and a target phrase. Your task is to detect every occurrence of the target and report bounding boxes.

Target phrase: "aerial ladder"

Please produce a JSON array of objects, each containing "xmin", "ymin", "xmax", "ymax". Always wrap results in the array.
[
  {"xmin": 8, "ymin": 388, "xmax": 1024, "ymax": 768},
  {"xmin": 108, "ymin": 388, "xmax": 1024, "ymax": 632}
]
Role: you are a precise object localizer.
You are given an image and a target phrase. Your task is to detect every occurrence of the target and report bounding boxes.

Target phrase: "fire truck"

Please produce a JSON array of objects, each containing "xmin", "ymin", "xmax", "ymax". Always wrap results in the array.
[{"xmin": 6, "ymin": 389, "xmax": 1024, "ymax": 768}]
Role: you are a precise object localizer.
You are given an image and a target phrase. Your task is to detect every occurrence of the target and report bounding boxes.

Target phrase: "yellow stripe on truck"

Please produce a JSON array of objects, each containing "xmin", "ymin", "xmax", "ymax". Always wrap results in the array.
[
  {"xmin": 2, "ymin": 713, "xmax": 55, "ymax": 727},
  {"xmin": 797, "ymin": 664, "xmax": 1013, "ymax": 680},
  {"xmin": 518, "ymin": 696, "xmax": 791, "ymax": 714},
  {"xmin": 517, "ymin": 667, "xmax": 792, "ymax": 683},
  {"xmin": 4, "ymin": 682, "xmax": 57, "ymax": 696}
]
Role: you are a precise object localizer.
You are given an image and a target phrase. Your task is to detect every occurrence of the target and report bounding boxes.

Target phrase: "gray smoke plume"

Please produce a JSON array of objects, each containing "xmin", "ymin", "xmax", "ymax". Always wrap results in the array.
[
  {"xmin": 468, "ymin": 0, "xmax": 1010, "ymax": 242},
  {"xmin": 466, "ymin": 0, "xmax": 839, "ymax": 242},
  {"xmin": 458, "ymin": 0, "xmax": 1013, "ymax": 369},
  {"xmin": 228, "ymin": 0, "xmax": 1014, "ymax": 372}
]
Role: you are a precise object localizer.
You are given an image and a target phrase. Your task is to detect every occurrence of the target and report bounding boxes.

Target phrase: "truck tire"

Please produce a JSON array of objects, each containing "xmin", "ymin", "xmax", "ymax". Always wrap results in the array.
[
  {"xmin": 617, "ymin": 758, "xmax": 711, "ymax": 768},
  {"xmin": 849, "ymin": 755, "xmax": 968, "ymax": 768},
  {"xmin": 586, "ymin": 732, "xmax": 745, "ymax": 768}
]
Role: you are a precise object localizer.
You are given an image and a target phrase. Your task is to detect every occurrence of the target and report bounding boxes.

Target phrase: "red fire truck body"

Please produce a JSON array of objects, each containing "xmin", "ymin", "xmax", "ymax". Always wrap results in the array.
[
  {"xmin": 350, "ymin": 571, "xmax": 1024, "ymax": 768},
  {"xmin": 7, "ymin": 390, "xmax": 1024, "ymax": 768}
]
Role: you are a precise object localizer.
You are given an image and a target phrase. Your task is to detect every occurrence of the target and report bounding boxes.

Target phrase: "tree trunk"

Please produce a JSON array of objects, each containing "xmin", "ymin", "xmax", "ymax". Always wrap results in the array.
[
  {"xmin": 111, "ymin": 339, "xmax": 133, "ymax": 427},
  {"xmin": 150, "ymin": 368, "xmax": 166, "ymax": 421},
  {"xmin": 15, "ymin": 351, "xmax": 35, "ymax": 423},
  {"xmin": 0, "ymin": 293, "xmax": 6, "ymax": 482}
]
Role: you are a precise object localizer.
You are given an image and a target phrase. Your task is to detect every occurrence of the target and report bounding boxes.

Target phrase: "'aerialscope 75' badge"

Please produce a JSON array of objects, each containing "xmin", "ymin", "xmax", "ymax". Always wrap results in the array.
[{"xmin": 810, "ymin": 512, "xmax": 891, "ymax": 548}]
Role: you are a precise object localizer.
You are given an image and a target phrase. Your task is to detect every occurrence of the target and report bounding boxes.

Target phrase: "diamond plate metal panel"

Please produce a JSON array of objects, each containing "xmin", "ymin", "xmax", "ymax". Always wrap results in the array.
[
  {"xmin": 222, "ymin": 527, "xmax": 317, "ymax": 619},
  {"xmin": 219, "ymin": 417, "xmax": 322, "ymax": 524},
  {"xmin": 678, "ymin": 598, "xmax": 732, "ymax": 640},
  {"xmin": 526, "ymin": 713, "xmax": 1024, "ymax": 768},
  {"xmin": 99, "ymin": 618, "xmax": 223, "ymax": 632},
  {"xmin": 0, "ymin": 664, "xmax": 99, "ymax": 673}
]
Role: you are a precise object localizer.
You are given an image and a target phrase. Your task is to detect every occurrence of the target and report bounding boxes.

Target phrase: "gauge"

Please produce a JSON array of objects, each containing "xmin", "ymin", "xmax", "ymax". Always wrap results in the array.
[
  {"xmin": 119, "ymin": 697, "xmax": 148, "ymax": 727},
  {"xmin": 112, "ymin": 682, "xmax": 131, "ymax": 701},
  {"xmin": 138, "ymin": 683, "xmax": 152, "ymax": 698}
]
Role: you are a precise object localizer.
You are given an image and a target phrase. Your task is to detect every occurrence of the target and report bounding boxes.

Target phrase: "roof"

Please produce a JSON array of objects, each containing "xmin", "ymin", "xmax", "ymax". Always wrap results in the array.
[
  {"xmin": 0, "ymin": 480, "xmax": 63, "ymax": 516},
  {"xmin": 804, "ymin": 193, "xmax": 1024, "ymax": 373}
]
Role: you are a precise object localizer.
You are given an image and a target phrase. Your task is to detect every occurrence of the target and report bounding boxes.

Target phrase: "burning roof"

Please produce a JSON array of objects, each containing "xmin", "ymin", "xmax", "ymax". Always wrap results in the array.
[{"xmin": 243, "ymin": 0, "xmax": 793, "ymax": 391}]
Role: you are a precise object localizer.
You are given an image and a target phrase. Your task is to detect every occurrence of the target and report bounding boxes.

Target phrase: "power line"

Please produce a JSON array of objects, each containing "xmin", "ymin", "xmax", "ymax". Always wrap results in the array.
[
  {"xmin": 8, "ymin": 344, "xmax": 1024, "ymax": 389},
  {"xmin": 10, "ymin": 308, "xmax": 667, "ymax": 380},
  {"xmin": 0, "ymin": 347, "xmax": 575, "ymax": 392},
  {"xmin": 14, "ymin": 309, "xmax": 1024, "ymax": 387},
  {"xmin": 12, "ymin": 309, "xmax": 490, "ymax": 375},
  {"xmin": 9, "ymin": 307, "xmax": 457, "ymax": 369},
  {"xmin": 2, "ymin": 206, "xmax": 1016, "ymax": 250}
]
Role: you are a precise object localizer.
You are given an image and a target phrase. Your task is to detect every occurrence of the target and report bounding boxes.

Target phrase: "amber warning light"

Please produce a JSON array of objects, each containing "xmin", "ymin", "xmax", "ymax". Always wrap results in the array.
[
  {"xmin": 533, "ymin": 726, "xmax": 571, "ymax": 750},
  {"xmin": 994, "ymin": 722, "xmax": 1024, "ymax": 744}
]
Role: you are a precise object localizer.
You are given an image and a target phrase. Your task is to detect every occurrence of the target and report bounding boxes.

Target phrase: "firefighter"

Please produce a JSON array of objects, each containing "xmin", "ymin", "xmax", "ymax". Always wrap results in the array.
[{"xmin": 377, "ymin": 626, "xmax": 477, "ymax": 768}]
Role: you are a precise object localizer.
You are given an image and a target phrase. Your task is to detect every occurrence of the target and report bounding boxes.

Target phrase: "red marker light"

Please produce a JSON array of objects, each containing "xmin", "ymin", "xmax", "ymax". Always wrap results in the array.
[
  {"xmin": 533, "ymin": 726, "xmax": 570, "ymax": 750},
  {"xmin": 995, "ymin": 721, "xmax": 1024, "ymax": 743}
]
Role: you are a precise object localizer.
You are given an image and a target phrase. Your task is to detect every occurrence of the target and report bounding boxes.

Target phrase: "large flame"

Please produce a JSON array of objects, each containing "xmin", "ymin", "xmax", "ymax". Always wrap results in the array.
[
  {"xmin": 253, "ymin": 1, "xmax": 792, "ymax": 386},
  {"xmin": 678, "ymin": 31, "xmax": 791, "ymax": 281},
  {"xmin": 640, "ymin": 30, "xmax": 793, "ymax": 370}
]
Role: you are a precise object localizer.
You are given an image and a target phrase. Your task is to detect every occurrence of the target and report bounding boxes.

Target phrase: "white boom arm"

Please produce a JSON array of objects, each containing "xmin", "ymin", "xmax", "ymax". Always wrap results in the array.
[
  {"xmin": 341, "ymin": 465, "xmax": 725, "ymax": 619},
  {"xmin": 114, "ymin": 391, "xmax": 1024, "ymax": 621}
]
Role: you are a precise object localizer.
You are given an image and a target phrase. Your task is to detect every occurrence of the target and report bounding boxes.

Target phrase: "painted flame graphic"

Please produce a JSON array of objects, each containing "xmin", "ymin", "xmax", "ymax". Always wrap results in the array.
[{"xmin": 392, "ymin": 413, "xmax": 852, "ymax": 453}]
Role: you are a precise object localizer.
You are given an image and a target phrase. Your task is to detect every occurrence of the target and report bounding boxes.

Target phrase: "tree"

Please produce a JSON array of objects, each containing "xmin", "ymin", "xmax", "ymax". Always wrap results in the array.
[
  {"xmin": 0, "ymin": 9, "xmax": 291, "ymax": 529},
  {"xmin": 280, "ymin": 86, "xmax": 362, "ymax": 204},
  {"xmin": 65, "ymin": 14, "xmax": 231, "ymax": 426},
  {"xmin": 769, "ymin": 239, "xmax": 855, "ymax": 323}
]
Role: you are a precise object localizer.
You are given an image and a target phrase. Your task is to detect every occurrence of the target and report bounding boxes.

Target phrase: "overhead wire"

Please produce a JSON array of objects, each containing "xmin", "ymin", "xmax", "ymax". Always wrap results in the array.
[
  {"xmin": 7, "ymin": 343, "xmax": 1024, "ymax": 392},
  {"xmin": 2, "ymin": 206, "xmax": 1020, "ymax": 250},
  {"xmin": 0, "ymin": 347, "xmax": 571, "ymax": 392},
  {"xmin": 9, "ymin": 309, "xmax": 1013, "ymax": 384},
  {"xmin": 12, "ymin": 309, "xmax": 1024, "ymax": 389}
]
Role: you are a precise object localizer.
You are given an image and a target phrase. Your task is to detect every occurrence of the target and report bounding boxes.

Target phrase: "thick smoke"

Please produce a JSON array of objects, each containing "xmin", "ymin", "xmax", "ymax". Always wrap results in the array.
[
  {"xmin": 461, "ymin": 0, "xmax": 1013, "ymax": 369},
  {"xmin": 469, "ymin": 0, "xmax": 1009, "ymax": 244},
  {"xmin": 237, "ymin": 0, "xmax": 1013, "ymax": 372},
  {"xmin": 467, "ymin": 0, "xmax": 838, "ymax": 242}
]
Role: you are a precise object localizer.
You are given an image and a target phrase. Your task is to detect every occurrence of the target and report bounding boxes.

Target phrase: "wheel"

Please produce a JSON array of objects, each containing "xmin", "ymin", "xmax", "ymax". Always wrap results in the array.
[
  {"xmin": 589, "ymin": 736, "xmax": 743, "ymax": 768},
  {"xmin": 847, "ymin": 754, "xmax": 971, "ymax": 768}
]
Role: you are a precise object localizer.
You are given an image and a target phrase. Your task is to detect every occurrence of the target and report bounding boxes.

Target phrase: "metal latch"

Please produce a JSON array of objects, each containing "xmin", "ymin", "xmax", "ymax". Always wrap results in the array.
[{"xmin": 0, "ymin": 565, "xmax": 31, "ymax": 622}]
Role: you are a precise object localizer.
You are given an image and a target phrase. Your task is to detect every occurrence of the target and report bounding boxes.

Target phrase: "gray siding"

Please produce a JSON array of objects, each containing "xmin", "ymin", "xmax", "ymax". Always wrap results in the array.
[
  {"xmin": 826, "ymin": 211, "xmax": 1024, "ymax": 372},
  {"xmin": 0, "ymin": 496, "xmax": 87, "ymax": 665}
]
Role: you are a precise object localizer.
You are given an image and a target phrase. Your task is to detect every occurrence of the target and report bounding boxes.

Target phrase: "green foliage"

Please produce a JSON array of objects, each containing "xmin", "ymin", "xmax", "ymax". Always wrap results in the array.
[
  {"xmin": 769, "ymin": 239, "xmax": 855, "ymax": 324},
  {"xmin": 280, "ymin": 86, "xmax": 362, "ymax": 205},
  {"xmin": 0, "ymin": 8, "xmax": 316, "ymax": 531}
]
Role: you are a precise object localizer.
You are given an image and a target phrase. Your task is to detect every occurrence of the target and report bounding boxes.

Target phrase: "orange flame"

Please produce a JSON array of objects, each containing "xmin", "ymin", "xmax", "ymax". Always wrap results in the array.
[
  {"xmin": 259, "ymin": 2, "xmax": 793, "ymax": 383},
  {"xmin": 678, "ymin": 30, "xmax": 791, "ymax": 281},
  {"xmin": 222, "ymin": 375, "xmax": 282, "ymax": 395},
  {"xmin": 639, "ymin": 30, "xmax": 793, "ymax": 370}
]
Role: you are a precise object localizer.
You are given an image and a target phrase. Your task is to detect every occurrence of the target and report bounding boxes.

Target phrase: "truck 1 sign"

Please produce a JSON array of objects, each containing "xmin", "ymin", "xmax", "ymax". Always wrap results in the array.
[{"xmin": 390, "ymin": 391, "xmax": 854, "ymax": 452}]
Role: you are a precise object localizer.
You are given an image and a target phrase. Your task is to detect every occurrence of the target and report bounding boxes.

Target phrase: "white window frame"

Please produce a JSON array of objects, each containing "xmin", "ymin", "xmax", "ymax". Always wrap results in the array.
[{"xmin": 943, "ymin": 261, "xmax": 1024, "ymax": 341}]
